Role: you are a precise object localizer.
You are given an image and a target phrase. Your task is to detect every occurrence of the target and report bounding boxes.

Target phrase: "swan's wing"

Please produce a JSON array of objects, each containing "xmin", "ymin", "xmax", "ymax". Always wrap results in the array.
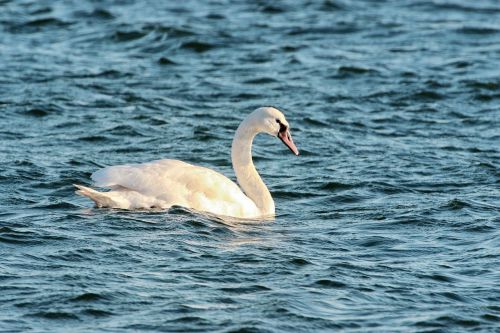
[
  {"xmin": 92, "ymin": 159, "xmax": 191, "ymax": 196},
  {"xmin": 91, "ymin": 159, "xmax": 257, "ymax": 213}
]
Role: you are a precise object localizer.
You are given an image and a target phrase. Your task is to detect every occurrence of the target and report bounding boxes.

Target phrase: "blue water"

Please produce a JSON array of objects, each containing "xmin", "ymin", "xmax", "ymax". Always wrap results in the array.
[{"xmin": 1, "ymin": 0, "xmax": 499, "ymax": 332}]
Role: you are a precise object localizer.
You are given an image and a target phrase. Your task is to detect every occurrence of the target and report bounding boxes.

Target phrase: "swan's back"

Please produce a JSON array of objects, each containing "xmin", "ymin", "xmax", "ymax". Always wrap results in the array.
[{"xmin": 90, "ymin": 159, "xmax": 260, "ymax": 217}]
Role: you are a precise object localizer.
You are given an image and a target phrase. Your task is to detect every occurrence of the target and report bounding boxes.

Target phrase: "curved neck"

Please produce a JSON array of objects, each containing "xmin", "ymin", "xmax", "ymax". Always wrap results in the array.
[{"xmin": 231, "ymin": 118, "xmax": 275, "ymax": 216}]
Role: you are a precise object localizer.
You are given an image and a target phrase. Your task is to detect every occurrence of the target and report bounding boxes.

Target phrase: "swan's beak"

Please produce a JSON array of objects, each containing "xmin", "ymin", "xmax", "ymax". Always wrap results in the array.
[{"xmin": 278, "ymin": 130, "xmax": 299, "ymax": 156}]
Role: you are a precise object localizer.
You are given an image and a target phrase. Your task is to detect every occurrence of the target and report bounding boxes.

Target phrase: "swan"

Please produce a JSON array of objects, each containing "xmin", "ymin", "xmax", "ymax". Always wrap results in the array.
[{"xmin": 75, "ymin": 106, "xmax": 299, "ymax": 219}]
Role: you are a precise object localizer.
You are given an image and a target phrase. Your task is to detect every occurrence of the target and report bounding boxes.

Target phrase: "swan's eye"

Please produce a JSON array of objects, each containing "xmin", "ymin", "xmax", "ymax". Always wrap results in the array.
[{"xmin": 275, "ymin": 119, "xmax": 287, "ymax": 133}]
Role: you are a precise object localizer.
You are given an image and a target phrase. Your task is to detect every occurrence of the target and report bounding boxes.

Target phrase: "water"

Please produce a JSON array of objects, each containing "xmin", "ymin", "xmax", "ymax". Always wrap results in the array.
[{"xmin": 1, "ymin": 0, "xmax": 499, "ymax": 331}]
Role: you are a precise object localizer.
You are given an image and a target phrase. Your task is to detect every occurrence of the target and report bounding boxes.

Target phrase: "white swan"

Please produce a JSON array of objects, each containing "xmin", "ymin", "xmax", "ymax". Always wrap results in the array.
[{"xmin": 75, "ymin": 106, "xmax": 299, "ymax": 219}]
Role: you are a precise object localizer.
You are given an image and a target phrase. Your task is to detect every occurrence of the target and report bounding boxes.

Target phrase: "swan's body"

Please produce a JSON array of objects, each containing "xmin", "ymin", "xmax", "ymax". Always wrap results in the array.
[
  {"xmin": 75, "ymin": 107, "xmax": 299, "ymax": 219},
  {"xmin": 76, "ymin": 159, "xmax": 261, "ymax": 217}
]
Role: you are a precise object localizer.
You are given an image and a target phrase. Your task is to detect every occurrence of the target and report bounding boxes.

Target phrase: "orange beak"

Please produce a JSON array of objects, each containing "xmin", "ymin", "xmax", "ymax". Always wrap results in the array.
[{"xmin": 278, "ymin": 129, "xmax": 299, "ymax": 156}]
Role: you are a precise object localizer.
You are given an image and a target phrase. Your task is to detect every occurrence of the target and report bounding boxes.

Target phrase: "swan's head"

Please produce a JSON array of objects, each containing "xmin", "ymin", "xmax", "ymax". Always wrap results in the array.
[{"xmin": 251, "ymin": 106, "xmax": 299, "ymax": 156}]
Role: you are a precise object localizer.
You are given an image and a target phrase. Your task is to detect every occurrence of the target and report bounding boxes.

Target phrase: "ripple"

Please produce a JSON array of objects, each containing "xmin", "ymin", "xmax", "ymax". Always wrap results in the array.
[
  {"xmin": 11, "ymin": 17, "xmax": 72, "ymax": 33},
  {"xmin": 32, "ymin": 201, "xmax": 79, "ymax": 209},
  {"xmin": 409, "ymin": 90, "xmax": 444, "ymax": 101},
  {"xmin": 243, "ymin": 77, "xmax": 278, "ymax": 84},
  {"xmin": 288, "ymin": 258, "xmax": 312, "ymax": 266},
  {"xmin": 462, "ymin": 79, "xmax": 500, "ymax": 90},
  {"xmin": 82, "ymin": 309, "xmax": 114, "ymax": 317},
  {"xmin": 337, "ymin": 66, "xmax": 379, "ymax": 76},
  {"xmin": 481, "ymin": 313, "xmax": 499, "ymax": 322},
  {"xmin": 107, "ymin": 125, "xmax": 145, "ymax": 137},
  {"xmin": 302, "ymin": 117, "xmax": 329, "ymax": 127},
  {"xmin": 409, "ymin": 2, "xmax": 500, "ymax": 14},
  {"xmin": 312, "ymin": 279, "xmax": 347, "ymax": 289},
  {"xmin": 419, "ymin": 273, "xmax": 456, "ymax": 283},
  {"xmin": 73, "ymin": 9, "xmax": 115, "ymax": 20},
  {"xmin": 219, "ymin": 285, "xmax": 271, "ymax": 294},
  {"xmin": 435, "ymin": 315, "xmax": 481, "ymax": 328},
  {"xmin": 318, "ymin": 181, "xmax": 355, "ymax": 191},
  {"xmin": 0, "ymin": 227, "xmax": 43, "ymax": 245},
  {"xmin": 68, "ymin": 69, "xmax": 132, "ymax": 79},
  {"xmin": 456, "ymin": 26, "xmax": 500, "ymax": 35},
  {"xmin": 443, "ymin": 198, "xmax": 470, "ymax": 210},
  {"xmin": 78, "ymin": 135, "xmax": 111, "ymax": 142},
  {"xmin": 30, "ymin": 311, "xmax": 80, "ymax": 320},
  {"xmin": 439, "ymin": 291, "xmax": 467, "ymax": 302},
  {"xmin": 114, "ymin": 30, "xmax": 149, "ymax": 42},
  {"xmin": 474, "ymin": 93, "xmax": 500, "ymax": 101},
  {"xmin": 158, "ymin": 57, "xmax": 177, "ymax": 65},
  {"xmin": 358, "ymin": 236, "xmax": 399, "ymax": 248},
  {"xmin": 22, "ymin": 104, "xmax": 63, "ymax": 117},
  {"xmin": 320, "ymin": 0, "xmax": 345, "ymax": 11},
  {"xmin": 287, "ymin": 24, "xmax": 359, "ymax": 35},
  {"xmin": 181, "ymin": 41, "xmax": 216, "ymax": 53},
  {"xmin": 70, "ymin": 293, "xmax": 105, "ymax": 302},
  {"xmin": 24, "ymin": 108, "xmax": 49, "ymax": 117}
]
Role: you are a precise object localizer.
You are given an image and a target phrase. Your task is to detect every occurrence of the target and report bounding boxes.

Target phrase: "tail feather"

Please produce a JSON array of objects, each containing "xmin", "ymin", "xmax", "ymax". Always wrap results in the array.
[{"xmin": 74, "ymin": 184, "xmax": 118, "ymax": 208}]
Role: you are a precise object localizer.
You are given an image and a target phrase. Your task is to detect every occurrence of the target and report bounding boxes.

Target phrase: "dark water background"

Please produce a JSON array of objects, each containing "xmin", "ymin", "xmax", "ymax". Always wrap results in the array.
[{"xmin": 1, "ymin": 0, "xmax": 499, "ymax": 332}]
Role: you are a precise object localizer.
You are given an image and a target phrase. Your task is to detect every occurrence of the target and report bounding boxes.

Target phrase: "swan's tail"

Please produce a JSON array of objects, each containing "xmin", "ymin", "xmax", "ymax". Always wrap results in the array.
[{"xmin": 74, "ymin": 184, "xmax": 118, "ymax": 208}]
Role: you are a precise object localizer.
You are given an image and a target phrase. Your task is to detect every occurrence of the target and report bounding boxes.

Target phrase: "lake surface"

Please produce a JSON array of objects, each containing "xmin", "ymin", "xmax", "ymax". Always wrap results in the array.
[{"xmin": 1, "ymin": 0, "xmax": 499, "ymax": 332}]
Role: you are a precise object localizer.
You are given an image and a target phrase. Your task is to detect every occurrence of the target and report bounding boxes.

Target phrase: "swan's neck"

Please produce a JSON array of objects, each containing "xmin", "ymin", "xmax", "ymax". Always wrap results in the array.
[{"xmin": 231, "ymin": 119, "xmax": 275, "ymax": 216}]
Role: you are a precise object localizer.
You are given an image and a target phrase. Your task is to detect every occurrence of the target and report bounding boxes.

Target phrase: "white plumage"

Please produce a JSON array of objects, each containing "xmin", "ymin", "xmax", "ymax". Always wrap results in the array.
[{"xmin": 75, "ymin": 107, "xmax": 299, "ymax": 219}]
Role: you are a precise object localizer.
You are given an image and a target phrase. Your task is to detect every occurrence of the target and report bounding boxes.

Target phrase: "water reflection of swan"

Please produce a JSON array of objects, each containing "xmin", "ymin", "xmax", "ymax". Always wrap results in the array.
[{"xmin": 75, "ymin": 107, "xmax": 299, "ymax": 218}]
